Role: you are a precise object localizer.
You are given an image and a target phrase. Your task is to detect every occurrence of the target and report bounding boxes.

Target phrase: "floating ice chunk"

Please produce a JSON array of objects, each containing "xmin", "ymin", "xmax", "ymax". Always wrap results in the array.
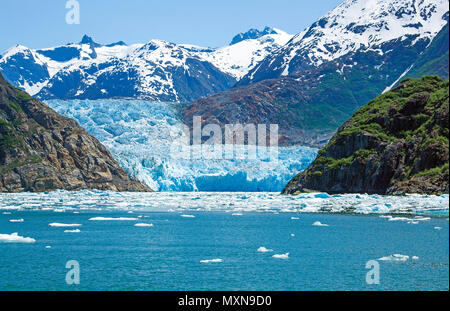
[
  {"xmin": 64, "ymin": 229, "xmax": 81, "ymax": 233},
  {"xmin": 378, "ymin": 254, "xmax": 409, "ymax": 262},
  {"xmin": 200, "ymin": 258, "xmax": 223, "ymax": 263},
  {"xmin": 53, "ymin": 209, "xmax": 65, "ymax": 213},
  {"xmin": 73, "ymin": 212, "xmax": 80, "ymax": 214},
  {"xmin": 291, "ymin": 217, "xmax": 299, "ymax": 220},
  {"xmin": 45, "ymin": 245, "xmax": 51, "ymax": 248},
  {"xmin": 257, "ymin": 247, "xmax": 273, "ymax": 253},
  {"xmin": 412, "ymin": 256, "xmax": 419, "ymax": 260},
  {"xmin": 232, "ymin": 213, "xmax": 243, "ymax": 216},
  {"xmin": 49, "ymin": 223, "xmax": 82, "ymax": 227},
  {"xmin": 314, "ymin": 193, "xmax": 331, "ymax": 199},
  {"xmin": 181, "ymin": 214, "xmax": 195, "ymax": 218},
  {"xmin": 272, "ymin": 253, "xmax": 289, "ymax": 259},
  {"xmin": 414, "ymin": 216, "xmax": 431, "ymax": 221},
  {"xmin": 0, "ymin": 233, "xmax": 36, "ymax": 243},
  {"xmin": 3, "ymin": 212, "xmax": 12, "ymax": 215},
  {"xmin": 290, "ymin": 234, "xmax": 295, "ymax": 237},
  {"xmin": 9, "ymin": 219, "xmax": 24, "ymax": 222},
  {"xmin": 312, "ymin": 221, "xmax": 329, "ymax": 227},
  {"xmin": 434, "ymin": 227, "xmax": 442, "ymax": 230},
  {"xmin": 134, "ymin": 223, "xmax": 154, "ymax": 227},
  {"xmin": 387, "ymin": 216, "xmax": 412, "ymax": 222},
  {"xmin": 89, "ymin": 217, "xmax": 138, "ymax": 221}
]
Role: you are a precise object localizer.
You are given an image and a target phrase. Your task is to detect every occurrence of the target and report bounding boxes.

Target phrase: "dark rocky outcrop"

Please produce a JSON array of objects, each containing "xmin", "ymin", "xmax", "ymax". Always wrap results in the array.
[
  {"xmin": 282, "ymin": 76, "xmax": 449, "ymax": 195},
  {"xmin": 0, "ymin": 72, "xmax": 151, "ymax": 192}
]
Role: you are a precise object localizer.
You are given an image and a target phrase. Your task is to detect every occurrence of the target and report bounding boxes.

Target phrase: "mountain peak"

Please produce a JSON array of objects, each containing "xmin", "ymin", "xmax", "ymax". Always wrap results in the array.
[
  {"xmin": 230, "ymin": 26, "xmax": 279, "ymax": 45},
  {"xmin": 80, "ymin": 35, "xmax": 102, "ymax": 47}
]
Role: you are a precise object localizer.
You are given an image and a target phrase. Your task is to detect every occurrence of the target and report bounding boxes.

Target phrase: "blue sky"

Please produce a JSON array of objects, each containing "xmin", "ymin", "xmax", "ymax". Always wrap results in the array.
[{"xmin": 0, "ymin": 0, "xmax": 342, "ymax": 51}]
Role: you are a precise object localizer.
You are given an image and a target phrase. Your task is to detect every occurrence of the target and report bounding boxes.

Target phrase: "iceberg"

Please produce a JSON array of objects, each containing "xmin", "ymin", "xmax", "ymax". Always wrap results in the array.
[
  {"xmin": 378, "ymin": 254, "xmax": 409, "ymax": 262},
  {"xmin": 0, "ymin": 232, "xmax": 36, "ymax": 243},
  {"xmin": 200, "ymin": 258, "xmax": 223, "ymax": 263},
  {"xmin": 272, "ymin": 253, "xmax": 289, "ymax": 259},
  {"xmin": 49, "ymin": 223, "xmax": 82, "ymax": 227},
  {"xmin": 89, "ymin": 217, "xmax": 138, "ymax": 221},
  {"xmin": 257, "ymin": 247, "xmax": 273, "ymax": 253},
  {"xmin": 134, "ymin": 223, "xmax": 154, "ymax": 227},
  {"xmin": 312, "ymin": 221, "xmax": 329, "ymax": 227},
  {"xmin": 64, "ymin": 229, "xmax": 81, "ymax": 233}
]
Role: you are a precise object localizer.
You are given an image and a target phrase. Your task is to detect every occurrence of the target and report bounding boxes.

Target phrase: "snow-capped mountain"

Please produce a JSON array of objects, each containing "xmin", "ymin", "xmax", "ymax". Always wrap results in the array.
[
  {"xmin": 240, "ymin": 0, "xmax": 449, "ymax": 84},
  {"xmin": 199, "ymin": 28, "xmax": 291, "ymax": 79},
  {"xmin": 0, "ymin": 27, "xmax": 292, "ymax": 101},
  {"xmin": 185, "ymin": 0, "xmax": 449, "ymax": 147}
]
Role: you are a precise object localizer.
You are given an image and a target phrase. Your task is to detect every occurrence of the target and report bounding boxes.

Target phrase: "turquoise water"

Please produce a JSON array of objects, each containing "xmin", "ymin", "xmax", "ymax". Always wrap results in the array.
[{"xmin": 0, "ymin": 193, "xmax": 448, "ymax": 291}]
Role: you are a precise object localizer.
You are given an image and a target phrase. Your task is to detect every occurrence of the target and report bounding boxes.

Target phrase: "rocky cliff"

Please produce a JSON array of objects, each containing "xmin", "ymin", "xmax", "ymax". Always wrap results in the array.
[
  {"xmin": 0, "ymin": 72, "xmax": 151, "ymax": 192},
  {"xmin": 282, "ymin": 76, "xmax": 449, "ymax": 195}
]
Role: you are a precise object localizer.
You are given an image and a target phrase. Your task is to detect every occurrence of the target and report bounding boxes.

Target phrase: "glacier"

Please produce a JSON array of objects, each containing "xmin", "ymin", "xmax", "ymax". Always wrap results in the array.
[{"xmin": 45, "ymin": 99, "xmax": 318, "ymax": 192}]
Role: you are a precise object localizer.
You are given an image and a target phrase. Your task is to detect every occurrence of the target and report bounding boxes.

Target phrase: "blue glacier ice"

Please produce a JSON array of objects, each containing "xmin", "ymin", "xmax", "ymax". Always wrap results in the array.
[{"xmin": 45, "ymin": 100, "xmax": 318, "ymax": 191}]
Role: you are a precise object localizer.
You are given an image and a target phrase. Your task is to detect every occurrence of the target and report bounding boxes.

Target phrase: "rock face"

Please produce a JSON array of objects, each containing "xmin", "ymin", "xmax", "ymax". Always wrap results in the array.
[
  {"xmin": 282, "ymin": 76, "xmax": 449, "ymax": 195},
  {"xmin": 0, "ymin": 72, "xmax": 151, "ymax": 192}
]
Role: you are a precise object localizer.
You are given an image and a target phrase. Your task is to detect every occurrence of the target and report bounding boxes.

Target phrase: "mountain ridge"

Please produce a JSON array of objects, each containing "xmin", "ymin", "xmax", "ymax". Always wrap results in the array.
[{"xmin": 0, "ymin": 29, "xmax": 292, "ymax": 101}]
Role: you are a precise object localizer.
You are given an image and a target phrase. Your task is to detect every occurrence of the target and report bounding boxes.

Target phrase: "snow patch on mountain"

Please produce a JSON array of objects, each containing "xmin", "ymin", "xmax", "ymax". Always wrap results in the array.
[
  {"xmin": 199, "ymin": 28, "xmax": 292, "ymax": 79},
  {"xmin": 243, "ymin": 0, "xmax": 449, "ymax": 83}
]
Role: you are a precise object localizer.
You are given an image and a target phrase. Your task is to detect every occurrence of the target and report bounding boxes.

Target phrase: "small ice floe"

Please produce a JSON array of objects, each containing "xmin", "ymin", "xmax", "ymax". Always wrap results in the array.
[
  {"xmin": 9, "ymin": 219, "xmax": 24, "ymax": 222},
  {"xmin": 3, "ymin": 212, "xmax": 12, "ymax": 215},
  {"xmin": 64, "ymin": 229, "xmax": 81, "ymax": 233},
  {"xmin": 53, "ymin": 209, "xmax": 65, "ymax": 213},
  {"xmin": 314, "ymin": 193, "xmax": 331, "ymax": 199},
  {"xmin": 232, "ymin": 213, "xmax": 243, "ymax": 216},
  {"xmin": 45, "ymin": 246, "xmax": 51, "ymax": 249},
  {"xmin": 312, "ymin": 221, "xmax": 329, "ymax": 227},
  {"xmin": 272, "ymin": 253, "xmax": 289, "ymax": 259},
  {"xmin": 49, "ymin": 223, "xmax": 82, "ymax": 227},
  {"xmin": 138, "ymin": 215, "xmax": 143, "ymax": 218},
  {"xmin": 291, "ymin": 217, "xmax": 299, "ymax": 220},
  {"xmin": 380, "ymin": 215, "xmax": 431, "ymax": 224},
  {"xmin": 378, "ymin": 254, "xmax": 409, "ymax": 262},
  {"xmin": 0, "ymin": 233, "xmax": 36, "ymax": 243},
  {"xmin": 434, "ymin": 227, "xmax": 442, "ymax": 230},
  {"xmin": 412, "ymin": 256, "xmax": 419, "ymax": 260},
  {"xmin": 134, "ymin": 223, "xmax": 154, "ymax": 227},
  {"xmin": 200, "ymin": 258, "xmax": 223, "ymax": 263},
  {"xmin": 73, "ymin": 212, "xmax": 80, "ymax": 214},
  {"xmin": 257, "ymin": 247, "xmax": 273, "ymax": 253},
  {"xmin": 290, "ymin": 234, "xmax": 295, "ymax": 237},
  {"xmin": 88, "ymin": 217, "xmax": 138, "ymax": 221},
  {"xmin": 127, "ymin": 211, "xmax": 134, "ymax": 214},
  {"xmin": 181, "ymin": 214, "xmax": 195, "ymax": 218}
]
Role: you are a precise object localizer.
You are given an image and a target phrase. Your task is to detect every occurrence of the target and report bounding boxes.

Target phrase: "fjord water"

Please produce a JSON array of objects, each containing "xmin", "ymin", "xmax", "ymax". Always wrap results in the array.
[{"xmin": 0, "ymin": 192, "xmax": 448, "ymax": 290}]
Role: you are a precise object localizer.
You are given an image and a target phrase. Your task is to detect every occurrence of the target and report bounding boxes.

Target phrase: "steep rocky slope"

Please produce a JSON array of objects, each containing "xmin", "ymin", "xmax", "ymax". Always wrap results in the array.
[
  {"xmin": 282, "ymin": 76, "xmax": 449, "ymax": 195},
  {"xmin": 0, "ymin": 72, "xmax": 150, "ymax": 192},
  {"xmin": 406, "ymin": 23, "xmax": 449, "ymax": 79}
]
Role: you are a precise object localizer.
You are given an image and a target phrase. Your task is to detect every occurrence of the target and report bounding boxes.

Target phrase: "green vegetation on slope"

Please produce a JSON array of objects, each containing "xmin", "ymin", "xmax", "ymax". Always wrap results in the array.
[{"xmin": 283, "ymin": 76, "xmax": 449, "ymax": 195}]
